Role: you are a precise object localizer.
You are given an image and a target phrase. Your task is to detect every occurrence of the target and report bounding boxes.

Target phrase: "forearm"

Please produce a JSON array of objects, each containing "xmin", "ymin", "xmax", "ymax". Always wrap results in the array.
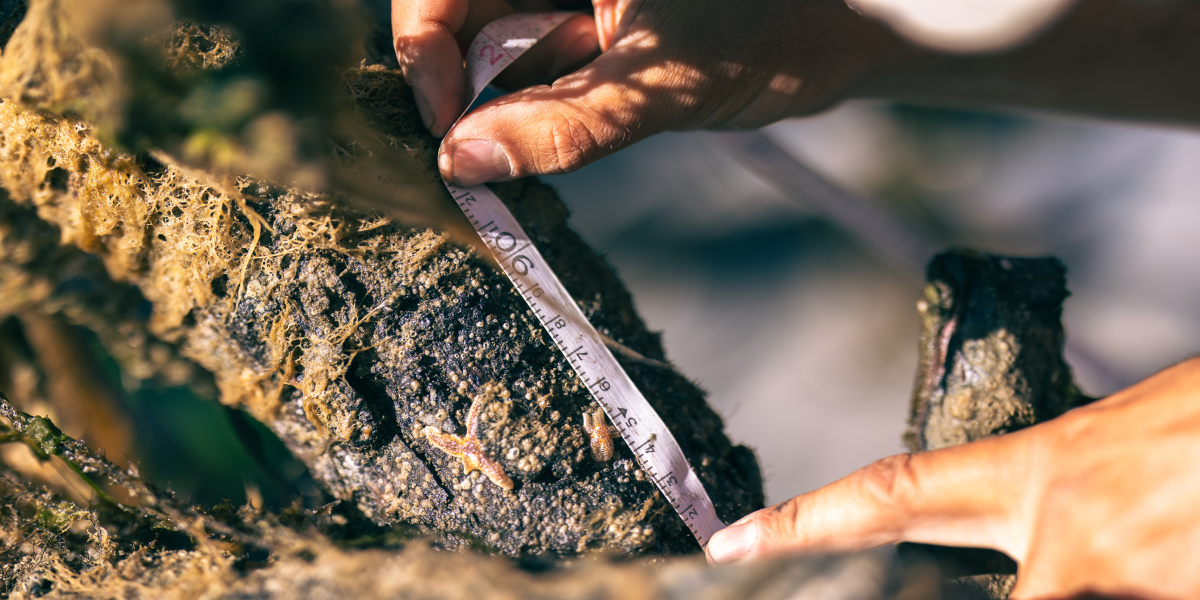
[{"xmin": 854, "ymin": 0, "xmax": 1200, "ymax": 125}]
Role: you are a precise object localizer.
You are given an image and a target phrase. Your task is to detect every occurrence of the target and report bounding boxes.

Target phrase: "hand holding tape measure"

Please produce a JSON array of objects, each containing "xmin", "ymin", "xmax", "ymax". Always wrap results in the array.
[
  {"xmin": 390, "ymin": 0, "xmax": 904, "ymax": 554},
  {"xmin": 391, "ymin": 0, "xmax": 895, "ymax": 185}
]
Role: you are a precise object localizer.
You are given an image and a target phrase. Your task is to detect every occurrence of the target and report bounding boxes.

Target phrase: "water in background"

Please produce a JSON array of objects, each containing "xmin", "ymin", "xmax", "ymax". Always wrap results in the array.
[{"xmin": 543, "ymin": 102, "xmax": 1200, "ymax": 504}]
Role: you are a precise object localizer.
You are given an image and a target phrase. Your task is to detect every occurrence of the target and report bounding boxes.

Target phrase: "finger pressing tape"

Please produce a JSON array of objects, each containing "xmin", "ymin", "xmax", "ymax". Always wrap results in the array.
[{"xmin": 440, "ymin": 13, "xmax": 726, "ymax": 547}]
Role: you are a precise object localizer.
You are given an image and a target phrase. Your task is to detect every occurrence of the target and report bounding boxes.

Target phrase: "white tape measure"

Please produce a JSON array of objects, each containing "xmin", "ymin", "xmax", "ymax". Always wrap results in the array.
[{"xmin": 442, "ymin": 13, "xmax": 726, "ymax": 547}]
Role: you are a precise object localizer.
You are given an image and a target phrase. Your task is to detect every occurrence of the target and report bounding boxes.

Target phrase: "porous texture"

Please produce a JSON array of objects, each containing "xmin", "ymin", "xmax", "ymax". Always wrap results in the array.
[
  {"xmin": 0, "ymin": 0, "xmax": 763, "ymax": 558},
  {"xmin": 905, "ymin": 250, "xmax": 1089, "ymax": 452},
  {"xmin": 902, "ymin": 249, "xmax": 1096, "ymax": 599}
]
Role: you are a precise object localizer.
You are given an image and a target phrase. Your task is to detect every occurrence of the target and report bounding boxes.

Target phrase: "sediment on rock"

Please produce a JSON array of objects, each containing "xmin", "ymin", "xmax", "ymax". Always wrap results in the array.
[
  {"xmin": 906, "ymin": 250, "xmax": 1091, "ymax": 452},
  {"xmin": 902, "ymin": 249, "xmax": 1096, "ymax": 599},
  {"xmin": 0, "ymin": 0, "xmax": 763, "ymax": 558}
]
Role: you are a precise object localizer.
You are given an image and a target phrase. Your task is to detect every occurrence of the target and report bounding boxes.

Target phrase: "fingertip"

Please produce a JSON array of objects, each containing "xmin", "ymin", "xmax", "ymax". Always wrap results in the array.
[
  {"xmin": 706, "ymin": 521, "xmax": 760, "ymax": 565},
  {"xmin": 438, "ymin": 144, "xmax": 452, "ymax": 181},
  {"xmin": 443, "ymin": 139, "xmax": 513, "ymax": 186},
  {"xmin": 593, "ymin": 0, "xmax": 619, "ymax": 51},
  {"xmin": 411, "ymin": 87, "xmax": 437, "ymax": 134},
  {"xmin": 409, "ymin": 70, "xmax": 465, "ymax": 138},
  {"xmin": 428, "ymin": 107, "xmax": 456, "ymax": 139},
  {"xmin": 395, "ymin": 26, "xmax": 468, "ymax": 137}
]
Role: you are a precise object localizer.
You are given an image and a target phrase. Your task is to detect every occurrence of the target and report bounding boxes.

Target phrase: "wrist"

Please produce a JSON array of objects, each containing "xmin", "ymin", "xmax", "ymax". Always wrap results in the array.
[
  {"xmin": 830, "ymin": 7, "xmax": 937, "ymax": 105},
  {"xmin": 778, "ymin": 1, "xmax": 931, "ymax": 116}
]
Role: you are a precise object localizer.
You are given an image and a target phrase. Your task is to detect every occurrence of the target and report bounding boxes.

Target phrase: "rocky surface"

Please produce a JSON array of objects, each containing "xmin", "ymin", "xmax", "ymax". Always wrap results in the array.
[
  {"xmin": 0, "ymin": 0, "xmax": 763, "ymax": 558},
  {"xmin": 906, "ymin": 250, "xmax": 1090, "ymax": 452},
  {"xmin": 0, "ymin": 392, "xmax": 947, "ymax": 599}
]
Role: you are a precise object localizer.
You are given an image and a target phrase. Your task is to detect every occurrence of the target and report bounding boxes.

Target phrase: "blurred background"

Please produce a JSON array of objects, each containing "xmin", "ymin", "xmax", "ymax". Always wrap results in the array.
[{"xmin": 542, "ymin": 103, "xmax": 1200, "ymax": 505}]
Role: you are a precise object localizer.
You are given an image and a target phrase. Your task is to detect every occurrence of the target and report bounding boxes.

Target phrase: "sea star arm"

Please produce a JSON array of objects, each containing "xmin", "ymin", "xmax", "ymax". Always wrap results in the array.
[
  {"xmin": 477, "ymin": 454, "xmax": 514, "ymax": 490},
  {"xmin": 422, "ymin": 396, "xmax": 514, "ymax": 491},
  {"xmin": 424, "ymin": 427, "xmax": 470, "ymax": 459}
]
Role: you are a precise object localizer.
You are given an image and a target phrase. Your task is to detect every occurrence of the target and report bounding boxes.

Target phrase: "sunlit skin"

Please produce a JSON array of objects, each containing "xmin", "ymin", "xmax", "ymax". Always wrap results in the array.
[
  {"xmin": 393, "ymin": 0, "xmax": 1200, "ymax": 186},
  {"xmin": 393, "ymin": 0, "xmax": 905, "ymax": 185},
  {"xmin": 708, "ymin": 358, "xmax": 1200, "ymax": 599},
  {"xmin": 393, "ymin": 0, "xmax": 1200, "ymax": 596}
]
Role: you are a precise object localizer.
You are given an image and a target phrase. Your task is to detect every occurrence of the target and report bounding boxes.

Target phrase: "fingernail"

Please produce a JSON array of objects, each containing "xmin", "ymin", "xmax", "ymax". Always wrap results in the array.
[
  {"xmin": 551, "ymin": 31, "xmax": 599, "ymax": 78},
  {"xmin": 706, "ymin": 522, "xmax": 758, "ymax": 564},
  {"xmin": 598, "ymin": 8, "xmax": 616, "ymax": 52},
  {"xmin": 438, "ymin": 147, "xmax": 453, "ymax": 182},
  {"xmin": 450, "ymin": 140, "xmax": 512, "ymax": 186},
  {"xmin": 413, "ymin": 88, "xmax": 437, "ymax": 135}
]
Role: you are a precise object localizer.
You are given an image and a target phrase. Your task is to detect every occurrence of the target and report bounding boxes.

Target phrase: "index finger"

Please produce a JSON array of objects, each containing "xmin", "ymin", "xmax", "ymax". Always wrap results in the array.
[
  {"xmin": 705, "ymin": 429, "xmax": 1044, "ymax": 564},
  {"xmin": 392, "ymin": 0, "xmax": 514, "ymax": 137}
]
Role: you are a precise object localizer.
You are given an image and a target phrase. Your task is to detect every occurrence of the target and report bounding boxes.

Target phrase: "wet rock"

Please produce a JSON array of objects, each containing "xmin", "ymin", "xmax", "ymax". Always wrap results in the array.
[
  {"xmin": 0, "ymin": 393, "xmax": 924, "ymax": 600},
  {"xmin": 0, "ymin": 0, "xmax": 763, "ymax": 558}
]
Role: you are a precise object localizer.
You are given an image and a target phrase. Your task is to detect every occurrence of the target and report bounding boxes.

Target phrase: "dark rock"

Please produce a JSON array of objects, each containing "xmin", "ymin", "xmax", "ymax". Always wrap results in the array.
[
  {"xmin": 906, "ymin": 250, "xmax": 1090, "ymax": 452},
  {"xmin": 0, "ymin": 5, "xmax": 763, "ymax": 558}
]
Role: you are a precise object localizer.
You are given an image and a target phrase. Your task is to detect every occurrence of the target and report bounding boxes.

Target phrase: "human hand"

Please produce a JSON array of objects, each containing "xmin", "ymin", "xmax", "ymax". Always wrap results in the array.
[
  {"xmin": 705, "ymin": 357, "xmax": 1200, "ymax": 599},
  {"xmin": 392, "ymin": 0, "xmax": 907, "ymax": 186}
]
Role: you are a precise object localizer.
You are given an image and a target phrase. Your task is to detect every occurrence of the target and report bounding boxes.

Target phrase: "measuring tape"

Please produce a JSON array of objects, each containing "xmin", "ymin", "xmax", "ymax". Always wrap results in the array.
[{"xmin": 441, "ymin": 13, "xmax": 726, "ymax": 547}]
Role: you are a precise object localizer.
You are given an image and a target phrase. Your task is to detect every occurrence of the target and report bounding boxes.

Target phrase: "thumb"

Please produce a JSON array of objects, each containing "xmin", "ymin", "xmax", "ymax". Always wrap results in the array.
[
  {"xmin": 705, "ymin": 430, "xmax": 1043, "ymax": 565},
  {"xmin": 438, "ymin": 38, "xmax": 692, "ymax": 185}
]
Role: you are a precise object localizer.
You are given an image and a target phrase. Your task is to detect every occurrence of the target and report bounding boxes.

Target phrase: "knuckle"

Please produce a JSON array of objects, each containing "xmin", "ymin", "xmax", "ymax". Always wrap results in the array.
[
  {"xmin": 734, "ymin": 499, "xmax": 802, "ymax": 549},
  {"xmin": 769, "ymin": 497, "xmax": 804, "ymax": 536},
  {"xmin": 858, "ymin": 454, "xmax": 920, "ymax": 510},
  {"xmin": 533, "ymin": 108, "xmax": 603, "ymax": 175},
  {"xmin": 392, "ymin": 21, "xmax": 445, "ymax": 63}
]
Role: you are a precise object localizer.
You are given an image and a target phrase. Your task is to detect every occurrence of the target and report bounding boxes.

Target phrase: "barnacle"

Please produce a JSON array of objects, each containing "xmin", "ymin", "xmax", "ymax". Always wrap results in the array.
[{"xmin": 582, "ymin": 406, "xmax": 620, "ymax": 462}]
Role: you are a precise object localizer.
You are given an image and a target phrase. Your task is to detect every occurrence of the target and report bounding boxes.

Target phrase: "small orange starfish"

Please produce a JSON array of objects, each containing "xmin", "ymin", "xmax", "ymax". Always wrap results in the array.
[
  {"xmin": 424, "ymin": 394, "xmax": 514, "ymax": 491},
  {"xmin": 582, "ymin": 407, "xmax": 621, "ymax": 462}
]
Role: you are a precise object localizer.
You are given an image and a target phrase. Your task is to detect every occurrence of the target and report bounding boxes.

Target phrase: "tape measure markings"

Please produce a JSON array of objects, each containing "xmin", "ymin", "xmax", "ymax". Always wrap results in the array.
[{"xmin": 443, "ymin": 13, "xmax": 726, "ymax": 546}]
